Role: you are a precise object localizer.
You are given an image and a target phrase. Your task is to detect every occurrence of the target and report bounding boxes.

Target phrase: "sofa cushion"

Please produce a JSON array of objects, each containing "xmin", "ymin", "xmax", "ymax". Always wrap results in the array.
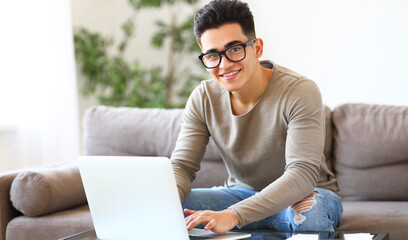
[
  {"xmin": 337, "ymin": 201, "xmax": 408, "ymax": 240},
  {"xmin": 82, "ymin": 106, "xmax": 222, "ymax": 161},
  {"xmin": 10, "ymin": 164, "xmax": 87, "ymax": 217},
  {"xmin": 332, "ymin": 103, "xmax": 408, "ymax": 200},
  {"xmin": 6, "ymin": 204, "xmax": 92, "ymax": 240}
]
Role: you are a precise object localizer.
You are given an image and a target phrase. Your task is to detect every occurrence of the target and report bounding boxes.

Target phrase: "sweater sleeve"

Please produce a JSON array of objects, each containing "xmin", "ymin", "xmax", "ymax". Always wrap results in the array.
[
  {"xmin": 229, "ymin": 79, "xmax": 325, "ymax": 227},
  {"xmin": 170, "ymin": 85, "xmax": 210, "ymax": 202}
]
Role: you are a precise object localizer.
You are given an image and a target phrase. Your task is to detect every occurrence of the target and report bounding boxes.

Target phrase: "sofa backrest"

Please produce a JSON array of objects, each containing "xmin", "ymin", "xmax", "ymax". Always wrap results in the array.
[
  {"xmin": 82, "ymin": 105, "xmax": 334, "ymax": 188},
  {"xmin": 332, "ymin": 103, "xmax": 408, "ymax": 201},
  {"xmin": 83, "ymin": 106, "xmax": 221, "ymax": 159},
  {"xmin": 82, "ymin": 106, "xmax": 226, "ymax": 187}
]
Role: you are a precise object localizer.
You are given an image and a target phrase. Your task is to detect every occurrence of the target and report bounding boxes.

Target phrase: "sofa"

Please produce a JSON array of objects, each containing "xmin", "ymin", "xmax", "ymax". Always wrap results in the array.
[{"xmin": 1, "ymin": 103, "xmax": 407, "ymax": 240}]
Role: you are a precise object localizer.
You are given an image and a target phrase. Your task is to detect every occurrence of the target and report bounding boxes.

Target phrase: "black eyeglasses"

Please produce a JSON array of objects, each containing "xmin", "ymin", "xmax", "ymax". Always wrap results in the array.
[{"xmin": 198, "ymin": 39, "xmax": 256, "ymax": 69}]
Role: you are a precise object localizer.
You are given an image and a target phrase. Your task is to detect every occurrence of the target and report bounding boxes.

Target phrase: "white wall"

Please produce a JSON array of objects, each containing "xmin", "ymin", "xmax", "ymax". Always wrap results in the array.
[
  {"xmin": 0, "ymin": 0, "xmax": 79, "ymax": 171},
  {"xmin": 248, "ymin": 0, "xmax": 408, "ymax": 108}
]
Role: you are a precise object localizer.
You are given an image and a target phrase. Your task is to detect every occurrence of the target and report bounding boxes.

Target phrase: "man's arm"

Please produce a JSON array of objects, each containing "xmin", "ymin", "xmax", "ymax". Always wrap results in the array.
[
  {"xmin": 229, "ymin": 79, "xmax": 325, "ymax": 227},
  {"xmin": 170, "ymin": 85, "xmax": 210, "ymax": 202}
]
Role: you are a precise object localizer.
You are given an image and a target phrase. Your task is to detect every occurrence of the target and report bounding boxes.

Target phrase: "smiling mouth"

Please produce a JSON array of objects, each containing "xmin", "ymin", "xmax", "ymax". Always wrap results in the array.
[{"xmin": 221, "ymin": 70, "xmax": 240, "ymax": 77}]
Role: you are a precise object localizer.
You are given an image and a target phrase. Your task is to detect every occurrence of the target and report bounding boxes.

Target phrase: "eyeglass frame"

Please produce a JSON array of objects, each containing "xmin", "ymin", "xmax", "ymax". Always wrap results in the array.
[{"xmin": 198, "ymin": 39, "xmax": 256, "ymax": 69}]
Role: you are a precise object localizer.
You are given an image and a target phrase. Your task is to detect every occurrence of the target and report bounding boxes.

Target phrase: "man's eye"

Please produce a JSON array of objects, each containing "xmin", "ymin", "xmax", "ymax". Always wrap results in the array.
[
  {"xmin": 229, "ymin": 46, "xmax": 242, "ymax": 53},
  {"xmin": 205, "ymin": 53, "xmax": 219, "ymax": 61}
]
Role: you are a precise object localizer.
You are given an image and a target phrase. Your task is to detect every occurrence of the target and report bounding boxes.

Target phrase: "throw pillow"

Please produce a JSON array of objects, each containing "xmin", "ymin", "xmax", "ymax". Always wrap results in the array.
[{"xmin": 10, "ymin": 164, "xmax": 87, "ymax": 217}]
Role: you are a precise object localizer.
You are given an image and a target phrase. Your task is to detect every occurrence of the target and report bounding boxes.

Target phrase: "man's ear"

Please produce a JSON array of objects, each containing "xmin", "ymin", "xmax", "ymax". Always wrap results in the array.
[{"xmin": 254, "ymin": 38, "xmax": 264, "ymax": 58}]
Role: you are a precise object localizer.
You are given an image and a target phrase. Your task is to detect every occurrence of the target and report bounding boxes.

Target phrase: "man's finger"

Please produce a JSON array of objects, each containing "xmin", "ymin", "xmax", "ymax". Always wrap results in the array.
[
  {"xmin": 185, "ymin": 212, "xmax": 203, "ymax": 228},
  {"xmin": 186, "ymin": 215, "xmax": 208, "ymax": 230},
  {"xmin": 204, "ymin": 219, "xmax": 217, "ymax": 231},
  {"xmin": 184, "ymin": 209, "xmax": 197, "ymax": 216},
  {"xmin": 185, "ymin": 215, "xmax": 195, "ymax": 227}
]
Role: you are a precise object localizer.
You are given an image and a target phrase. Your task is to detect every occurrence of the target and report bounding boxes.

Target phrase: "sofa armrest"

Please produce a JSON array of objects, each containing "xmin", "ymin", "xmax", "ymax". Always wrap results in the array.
[
  {"xmin": 0, "ymin": 162, "xmax": 78, "ymax": 240},
  {"xmin": 0, "ymin": 169, "xmax": 22, "ymax": 240}
]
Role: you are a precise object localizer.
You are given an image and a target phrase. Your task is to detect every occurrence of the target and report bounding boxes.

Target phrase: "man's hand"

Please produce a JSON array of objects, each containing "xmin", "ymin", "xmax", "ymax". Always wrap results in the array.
[{"xmin": 184, "ymin": 208, "xmax": 240, "ymax": 233}]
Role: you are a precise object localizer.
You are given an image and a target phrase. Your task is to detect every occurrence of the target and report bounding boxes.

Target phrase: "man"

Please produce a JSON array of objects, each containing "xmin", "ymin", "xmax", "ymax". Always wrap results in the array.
[{"xmin": 170, "ymin": 0, "xmax": 343, "ymax": 234}]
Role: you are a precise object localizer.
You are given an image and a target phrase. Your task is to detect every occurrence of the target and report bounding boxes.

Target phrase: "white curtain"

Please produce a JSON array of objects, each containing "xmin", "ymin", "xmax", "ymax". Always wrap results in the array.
[{"xmin": 0, "ymin": 0, "xmax": 79, "ymax": 171}]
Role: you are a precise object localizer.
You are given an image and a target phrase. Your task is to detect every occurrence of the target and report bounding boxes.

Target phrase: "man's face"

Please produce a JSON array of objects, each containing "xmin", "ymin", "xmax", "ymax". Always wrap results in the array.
[{"xmin": 199, "ymin": 23, "xmax": 261, "ymax": 93}]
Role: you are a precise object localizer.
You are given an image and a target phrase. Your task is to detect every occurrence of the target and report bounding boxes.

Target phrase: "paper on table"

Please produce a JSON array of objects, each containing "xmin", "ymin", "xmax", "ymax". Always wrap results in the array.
[
  {"xmin": 344, "ymin": 233, "xmax": 374, "ymax": 240},
  {"xmin": 286, "ymin": 234, "xmax": 318, "ymax": 240}
]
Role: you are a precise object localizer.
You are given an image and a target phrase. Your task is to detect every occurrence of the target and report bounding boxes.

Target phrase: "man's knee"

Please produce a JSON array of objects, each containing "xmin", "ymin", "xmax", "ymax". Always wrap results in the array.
[
  {"xmin": 289, "ymin": 192, "xmax": 334, "ymax": 231},
  {"xmin": 290, "ymin": 192, "xmax": 320, "ymax": 225}
]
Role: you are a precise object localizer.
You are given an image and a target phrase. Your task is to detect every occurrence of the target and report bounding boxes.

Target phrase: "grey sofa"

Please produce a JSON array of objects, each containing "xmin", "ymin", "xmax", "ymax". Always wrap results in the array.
[{"xmin": 1, "ymin": 103, "xmax": 407, "ymax": 240}]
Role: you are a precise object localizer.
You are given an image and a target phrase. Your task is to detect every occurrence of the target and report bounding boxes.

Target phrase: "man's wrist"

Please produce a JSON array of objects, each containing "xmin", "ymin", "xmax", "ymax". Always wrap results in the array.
[{"xmin": 225, "ymin": 208, "xmax": 240, "ymax": 226}]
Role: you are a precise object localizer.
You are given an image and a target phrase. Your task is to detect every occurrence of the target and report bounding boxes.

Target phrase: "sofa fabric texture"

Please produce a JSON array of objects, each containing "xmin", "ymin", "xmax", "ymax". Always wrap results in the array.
[
  {"xmin": 6, "ymin": 205, "xmax": 92, "ymax": 240},
  {"xmin": 83, "ymin": 106, "xmax": 222, "ymax": 163},
  {"xmin": 333, "ymin": 104, "xmax": 408, "ymax": 201},
  {"xmin": 9, "ymin": 164, "xmax": 87, "ymax": 217},
  {"xmin": 1, "ymin": 103, "xmax": 407, "ymax": 240}
]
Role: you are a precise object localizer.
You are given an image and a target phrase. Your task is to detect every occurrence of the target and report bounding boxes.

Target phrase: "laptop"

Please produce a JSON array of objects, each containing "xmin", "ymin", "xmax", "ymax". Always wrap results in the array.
[{"xmin": 77, "ymin": 156, "xmax": 251, "ymax": 240}]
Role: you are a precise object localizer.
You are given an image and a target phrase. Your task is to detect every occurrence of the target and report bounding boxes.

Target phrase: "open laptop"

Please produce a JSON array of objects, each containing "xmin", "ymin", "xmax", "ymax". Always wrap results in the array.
[{"xmin": 77, "ymin": 156, "xmax": 251, "ymax": 240}]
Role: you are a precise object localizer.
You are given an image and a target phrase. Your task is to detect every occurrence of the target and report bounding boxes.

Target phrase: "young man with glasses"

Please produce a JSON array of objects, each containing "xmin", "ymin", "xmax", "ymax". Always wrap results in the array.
[{"xmin": 170, "ymin": 0, "xmax": 343, "ymax": 234}]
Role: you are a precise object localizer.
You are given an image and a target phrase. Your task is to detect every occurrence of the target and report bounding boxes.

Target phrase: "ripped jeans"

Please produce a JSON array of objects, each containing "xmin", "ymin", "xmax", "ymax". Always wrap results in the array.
[{"xmin": 182, "ymin": 187, "xmax": 343, "ymax": 232}]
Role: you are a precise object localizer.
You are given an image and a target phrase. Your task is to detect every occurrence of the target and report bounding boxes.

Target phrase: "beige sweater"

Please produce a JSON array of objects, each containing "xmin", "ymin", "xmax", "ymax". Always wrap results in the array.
[{"xmin": 171, "ymin": 61, "xmax": 339, "ymax": 227}]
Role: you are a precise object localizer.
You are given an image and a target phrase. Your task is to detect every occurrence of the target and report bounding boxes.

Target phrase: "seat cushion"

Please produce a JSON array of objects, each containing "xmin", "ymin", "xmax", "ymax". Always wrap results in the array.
[
  {"xmin": 337, "ymin": 201, "xmax": 408, "ymax": 240},
  {"xmin": 6, "ymin": 205, "xmax": 93, "ymax": 240}
]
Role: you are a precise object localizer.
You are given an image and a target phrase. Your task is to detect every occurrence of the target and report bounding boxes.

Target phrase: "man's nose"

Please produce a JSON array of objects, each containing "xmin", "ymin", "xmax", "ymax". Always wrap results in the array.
[{"xmin": 218, "ymin": 54, "xmax": 233, "ymax": 69}]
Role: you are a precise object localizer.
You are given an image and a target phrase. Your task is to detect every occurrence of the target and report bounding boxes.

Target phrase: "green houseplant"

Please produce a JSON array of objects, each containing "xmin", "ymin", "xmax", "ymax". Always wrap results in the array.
[{"xmin": 74, "ymin": 0, "xmax": 206, "ymax": 108}]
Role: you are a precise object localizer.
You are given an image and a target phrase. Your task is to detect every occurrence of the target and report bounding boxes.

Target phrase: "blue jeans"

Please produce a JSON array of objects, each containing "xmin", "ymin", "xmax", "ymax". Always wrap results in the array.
[{"xmin": 182, "ymin": 187, "xmax": 342, "ymax": 232}]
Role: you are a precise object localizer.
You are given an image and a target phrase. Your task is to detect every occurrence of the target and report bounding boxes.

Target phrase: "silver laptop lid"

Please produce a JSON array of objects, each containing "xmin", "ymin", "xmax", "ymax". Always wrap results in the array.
[{"xmin": 77, "ymin": 156, "xmax": 189, "ymax": 240}]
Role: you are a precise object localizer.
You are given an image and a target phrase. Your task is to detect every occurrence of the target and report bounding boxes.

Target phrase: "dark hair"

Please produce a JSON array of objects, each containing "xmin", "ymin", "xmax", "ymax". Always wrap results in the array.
[{"xmin": 194, "ymin": 0, "xmax": 256, "ymax": 45}]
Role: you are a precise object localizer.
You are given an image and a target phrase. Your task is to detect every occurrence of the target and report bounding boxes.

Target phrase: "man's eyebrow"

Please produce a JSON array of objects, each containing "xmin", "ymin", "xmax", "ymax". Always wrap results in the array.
[
  {"xmin": 225, "ymin": 40, "xmax": 243, "ymax": 49},
  {"xmin": 204, "ymin": 40, "xmax": 244, "ymax": 54}
]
